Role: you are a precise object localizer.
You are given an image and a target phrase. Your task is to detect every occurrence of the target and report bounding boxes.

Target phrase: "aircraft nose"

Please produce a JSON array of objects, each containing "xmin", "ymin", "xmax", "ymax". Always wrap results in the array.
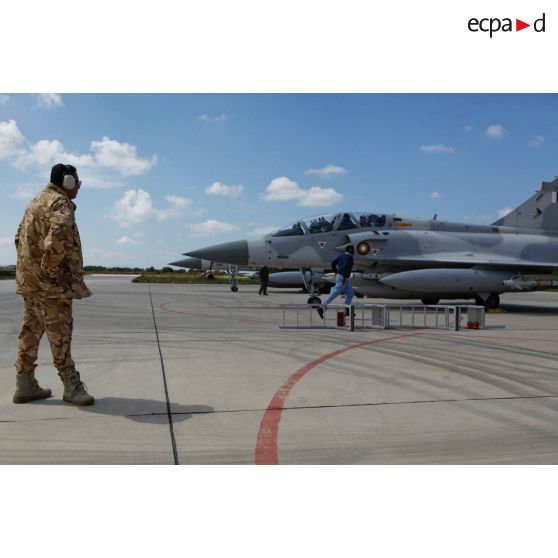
[
  {"xmin": 169, "ymin": 257, "xmax": 202, "ymax": 268},
  {"xmin": 186, "ymin": 240, "xmax": 249, "ymax": 266}
]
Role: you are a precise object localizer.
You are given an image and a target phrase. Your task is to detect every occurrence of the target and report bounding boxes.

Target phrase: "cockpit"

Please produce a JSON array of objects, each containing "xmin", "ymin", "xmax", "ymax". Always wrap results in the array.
[{"xmin": 269, "ymin": 212, "xmax": 388, "ymax": 237}]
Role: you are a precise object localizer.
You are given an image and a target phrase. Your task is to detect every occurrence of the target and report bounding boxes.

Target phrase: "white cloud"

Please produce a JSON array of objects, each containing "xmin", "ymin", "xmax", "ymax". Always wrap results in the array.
[
  {"xmin": 419, "ymin": 144, "xmax": 455, "ymax": 154},
  {"xmin": 90, "ymin": 137, "xmax": 157, "ymax": 176},
  {"xmin": 0, "ymin": 236, "xmax": 12, "ymax": 246},
  {"xmin": 497, "ymin": 207, "xmax": 513, "ymax": 218},
  {"xmin": 430, "ymin": 191, "xmax": 441, "ymax": 199},
  {"xmin": 485, "ymin": 124, "xmax": 506, "ymax": 140},
  {"xmin": 304, "ymin": 164, "xmax": 347, "ymax": 177},
  {"xmin": 164, "ymin": 195, "xmax": 191, "ymax": 208},
  {"xmin": 108, "ymin": 189, "xmax": 192, "ymax": 227},
  {"xmin": 8, "ymin": 184, "xmax": 42, "ymax": 201},
  {"xmin": 0, "ymin": 120, "xmax": 157, "ymax": 187},
  {"xmin": 0, "ymin": 119, "xmax": 24, "ymax": 160},
  {"xmin": 34, "ymin": 94, "xmax": 63, "ymax": 109},
  {"xmin": 529, "ymin": 135, "xmax": 544, "ymax": 148},
  {"xmin": 205, "ymin": 182, "xmax": 243, "ymax": 198},
  {"xmin": 464, "ymin": 125, "xmax": 473, "ymax": 132},
  {"xmin": 262, "ymin": 177, "xmax": 301, "ymax": 201},
  {"xmin": 298, "ymin": 186, "xmax": 343, "ymax": 207},
  {"xmin": 262, "ymin": 176, "xmax": 343, "ymax": 207},
  {"xmin": 188, "ymin": 220, "xmax": 238, "ymax": 237},
  {"xmin": 198, "ymin": 114, "xmax": 228, "ymax": 122},
  {"xmin": 115, "ymin": 236, "xmax": 140, "ymax": 246},
  {"xmin": 15, "ymin": 138, "xmax": 92, "ymax": 170},
  {"xmin": 0, "ymin": 95, "xmax": 9, "ymax": 105}
]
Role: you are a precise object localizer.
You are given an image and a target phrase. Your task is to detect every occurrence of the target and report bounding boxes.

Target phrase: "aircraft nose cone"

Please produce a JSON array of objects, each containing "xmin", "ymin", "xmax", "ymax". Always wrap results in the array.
[
  {"xmin": 186, "ymin": 240, "xmax": 249, "ymax": 266},
  {"xmin": 169, "ymin": 257, "xmax": 202, "ymax": 269}
]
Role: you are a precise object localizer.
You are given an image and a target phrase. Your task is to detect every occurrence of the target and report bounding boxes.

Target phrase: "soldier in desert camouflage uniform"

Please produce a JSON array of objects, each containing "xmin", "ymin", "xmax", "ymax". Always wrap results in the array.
[{"xmin": 13, "ymin": 163, "xmax": 94, "ymax": 405}]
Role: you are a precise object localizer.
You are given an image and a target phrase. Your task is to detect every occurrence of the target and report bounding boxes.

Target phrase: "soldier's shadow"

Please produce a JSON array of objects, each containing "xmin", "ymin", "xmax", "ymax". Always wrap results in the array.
[{"xmin": 37, "ymin": 396, "xmax": 214, "ymax": 424}]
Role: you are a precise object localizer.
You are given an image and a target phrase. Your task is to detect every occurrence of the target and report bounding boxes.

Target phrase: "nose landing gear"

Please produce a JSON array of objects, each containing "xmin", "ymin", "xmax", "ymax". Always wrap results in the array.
[{"xmin": 301, "ymin": 269, "xmax": 323, "ymax": 306}]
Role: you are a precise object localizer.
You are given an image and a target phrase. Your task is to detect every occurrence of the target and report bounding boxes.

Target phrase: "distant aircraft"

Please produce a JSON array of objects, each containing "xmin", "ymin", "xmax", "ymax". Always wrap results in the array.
[
  {"xmin": 169, "ymin": 256, "xmax": 239, "ymax": 278},
  {"xmin": 169, "ymin": 257, "xmax": 330, "ymax": 293},
  {"xmin": 186, "ymin": 176, "xmax": 558, "ymax": 308}
]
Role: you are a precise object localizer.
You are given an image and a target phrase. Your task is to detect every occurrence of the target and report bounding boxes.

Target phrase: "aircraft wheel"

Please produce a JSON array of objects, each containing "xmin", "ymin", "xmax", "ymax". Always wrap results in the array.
[
  {"xmin": 475, "ymin": 293, "xmax": 500, "ymax": 308},
  {"xmin": 421, "ymin": 297, "xmax": 440, "ymax": 305},
  {"xmin": 307, "ymin": 295, "xmax": 321, "ymax": 305},
  {"xmin": 231, "ymin": 285, "xmax": 238, "ymax": 292},
  {"xmin": 485, "ymin": 293, "xmax": 500, "ymax": 309}
]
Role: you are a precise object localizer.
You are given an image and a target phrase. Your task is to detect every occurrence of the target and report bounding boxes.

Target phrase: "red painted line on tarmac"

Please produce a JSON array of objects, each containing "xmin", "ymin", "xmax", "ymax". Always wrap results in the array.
[
  {"xmin": 254, "ymin": 331, "xmax": 425, "ymax": 465},
  {"xmin": 159, "ymin": 302, "xmax": 273, "ymax": 324}
]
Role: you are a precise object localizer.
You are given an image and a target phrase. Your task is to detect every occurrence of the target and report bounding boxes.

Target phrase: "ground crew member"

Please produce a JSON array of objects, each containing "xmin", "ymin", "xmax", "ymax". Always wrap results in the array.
[
  {"xmin": 259, "ymin": 265, "xmax": 270, "ymax": 295},
  {"xmin": 316, "ymin": 245, "xmax": 354, "ymax": 319},
  {"xmin": 13, "ymin": 163, "xmax": 95, "ymax": 406}
]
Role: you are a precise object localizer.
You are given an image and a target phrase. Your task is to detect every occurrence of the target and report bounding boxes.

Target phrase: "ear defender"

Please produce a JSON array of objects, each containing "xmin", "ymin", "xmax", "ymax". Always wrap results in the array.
[
  {"xmin": 62, "ymin": 173, "xmax": 76, "ymax": 190},
  {"xmin": 62, "ymin": 164, "xmax": 77, "ymax": 190},
  {"xmin": 50, "ymin": 163, "xmax": 79, "ymax": 190}
]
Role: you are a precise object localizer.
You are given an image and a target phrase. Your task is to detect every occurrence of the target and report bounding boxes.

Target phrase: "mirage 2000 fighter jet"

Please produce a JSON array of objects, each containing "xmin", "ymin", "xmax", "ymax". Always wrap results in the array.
[{"xmin": 186, "ymin": 176, "xmax": 558, "ymax": 308}]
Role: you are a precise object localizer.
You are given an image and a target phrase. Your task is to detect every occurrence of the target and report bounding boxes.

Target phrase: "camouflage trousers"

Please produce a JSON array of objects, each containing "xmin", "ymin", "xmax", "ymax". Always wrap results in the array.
[{"xmin": 15, "ymin": 297, "xmax": 75, "ymax": 376}]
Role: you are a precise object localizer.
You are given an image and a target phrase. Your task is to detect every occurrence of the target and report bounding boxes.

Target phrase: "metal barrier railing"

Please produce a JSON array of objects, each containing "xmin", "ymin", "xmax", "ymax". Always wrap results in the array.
[{"xmin": 279, "ymin": 304, "xmax": 485, "ymax": 331}]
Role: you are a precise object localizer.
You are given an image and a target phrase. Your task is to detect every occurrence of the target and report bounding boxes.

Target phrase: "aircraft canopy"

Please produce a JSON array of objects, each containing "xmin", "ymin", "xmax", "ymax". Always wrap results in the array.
[{"xmin": 270, "ymin": 212, "xmax": 387, "ymax": 237}]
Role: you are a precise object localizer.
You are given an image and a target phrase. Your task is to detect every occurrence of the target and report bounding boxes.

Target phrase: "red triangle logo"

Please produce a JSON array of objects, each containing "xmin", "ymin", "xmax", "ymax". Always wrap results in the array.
[{"xmin": 516, "ymin": 19, "xmax": 530, "ymax": 31}]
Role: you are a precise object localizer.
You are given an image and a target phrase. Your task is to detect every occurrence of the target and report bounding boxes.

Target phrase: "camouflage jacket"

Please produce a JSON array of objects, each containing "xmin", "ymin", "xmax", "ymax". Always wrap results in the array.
[{"xmin": 15, "ymin": 184, "xmax": 92, "ymax": 299}]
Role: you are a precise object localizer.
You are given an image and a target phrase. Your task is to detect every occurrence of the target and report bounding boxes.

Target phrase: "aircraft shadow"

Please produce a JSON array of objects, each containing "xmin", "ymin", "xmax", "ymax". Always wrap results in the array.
[
  {"xmin": 500, "ymin": 304, "xmax": 558, "ymax": 316},
  {"xmin": 34, "ymin": 396, "xmax": 214, "ymax": 424}
]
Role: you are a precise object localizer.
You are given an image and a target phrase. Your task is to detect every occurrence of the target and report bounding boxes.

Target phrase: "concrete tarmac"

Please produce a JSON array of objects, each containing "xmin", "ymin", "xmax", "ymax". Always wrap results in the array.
[{"xmin": 1, "ymin": 276, "xmax": 558, "ymax": 464}]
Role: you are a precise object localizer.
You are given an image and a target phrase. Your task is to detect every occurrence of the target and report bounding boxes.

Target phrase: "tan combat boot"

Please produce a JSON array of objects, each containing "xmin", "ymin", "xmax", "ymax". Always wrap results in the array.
[
  {"xmin": 61, "ymin": 370, "xmax": 95, "ymax": 406},
  {"xmin": 13, "ymin": 372, "xmax": 52, "ymax": 404}
]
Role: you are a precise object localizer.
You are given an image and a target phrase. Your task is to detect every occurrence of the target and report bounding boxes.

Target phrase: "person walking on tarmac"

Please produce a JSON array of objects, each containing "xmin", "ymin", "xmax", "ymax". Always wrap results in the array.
[
  {"xmin": 13, "ymin": 164, "xmax": 95, "ymax": 406},
  {"xmin": 259, "ymin": 265, "xmax": 270, "ymax": 295},
  {"xmin": 316, "ymin": 245, "xmax": 354, "ymax": 319}
]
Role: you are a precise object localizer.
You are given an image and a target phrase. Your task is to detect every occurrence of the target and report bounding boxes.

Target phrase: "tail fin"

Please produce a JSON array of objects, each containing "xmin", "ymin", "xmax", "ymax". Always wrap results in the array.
[{"xmin": 492, "ymin": 177, "xmax": 558, "ymax": 231}]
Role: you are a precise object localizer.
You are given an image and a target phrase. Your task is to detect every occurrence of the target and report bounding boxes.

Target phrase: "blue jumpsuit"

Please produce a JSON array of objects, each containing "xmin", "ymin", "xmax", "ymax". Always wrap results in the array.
[{"xmin": 322, "ymin": 252, "xmax": 354, "ymax": 308}]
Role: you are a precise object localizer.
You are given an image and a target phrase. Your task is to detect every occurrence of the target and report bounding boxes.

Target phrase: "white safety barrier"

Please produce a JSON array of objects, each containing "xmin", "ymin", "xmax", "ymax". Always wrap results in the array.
[{"xmin": 279, "ymin": 304, "xmax": 486, "ymax": 331}]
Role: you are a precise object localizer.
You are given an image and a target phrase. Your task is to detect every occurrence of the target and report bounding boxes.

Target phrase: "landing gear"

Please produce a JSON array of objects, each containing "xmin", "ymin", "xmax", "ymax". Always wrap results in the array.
[
  {"xmin": 421, "ymin": 297, "xmax": 440, "ymax": 305},
  {"xmin": 229, "ymin": 264, "xmax": 238, "ymax": 292},
  {"xmin": 302, "ymin": 268, "xmax": 324, "ymax": 306},
  {"xmin": 475, "ymin": 293, "xmax": 500, "ymax": 309}
]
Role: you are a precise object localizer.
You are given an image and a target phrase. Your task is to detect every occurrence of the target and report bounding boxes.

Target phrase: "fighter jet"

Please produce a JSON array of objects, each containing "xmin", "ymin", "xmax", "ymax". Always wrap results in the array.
[
  {"xmin": 185, "ymin": 177, "xmax": 558, "ymax": 308},
  {"xmin": 169, "ymin": 256, "xmax": 240, "ymax": 278}
]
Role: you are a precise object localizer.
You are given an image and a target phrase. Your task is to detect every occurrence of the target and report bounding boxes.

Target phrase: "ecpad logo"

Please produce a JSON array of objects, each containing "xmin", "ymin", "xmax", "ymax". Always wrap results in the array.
[{"xmin": 468, "ymin": 13, "xmax": 546, "ymax": 37}]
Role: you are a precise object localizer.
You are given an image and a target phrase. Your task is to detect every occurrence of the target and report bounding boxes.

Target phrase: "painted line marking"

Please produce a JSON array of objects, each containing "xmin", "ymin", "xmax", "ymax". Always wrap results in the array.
[
  {"xmin": 254, "ymin": 331, "xmax": 425, "ymax": 465},
  {"xmin": 148, "ymin": 286, "xmax": 179, "ymax": 465}
]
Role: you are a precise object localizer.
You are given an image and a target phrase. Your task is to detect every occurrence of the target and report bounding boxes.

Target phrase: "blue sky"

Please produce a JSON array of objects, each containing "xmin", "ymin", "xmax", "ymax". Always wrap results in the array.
[{"xmin": 1, "ymin": 93, "xmax": 557, "ymax": 267}]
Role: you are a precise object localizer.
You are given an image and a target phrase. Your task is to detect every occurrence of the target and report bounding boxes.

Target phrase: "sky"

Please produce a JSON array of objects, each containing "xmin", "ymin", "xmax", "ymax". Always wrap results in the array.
[{"xmin": 1, "ymin": 93, "xmax": 557, "ymax": 267}]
